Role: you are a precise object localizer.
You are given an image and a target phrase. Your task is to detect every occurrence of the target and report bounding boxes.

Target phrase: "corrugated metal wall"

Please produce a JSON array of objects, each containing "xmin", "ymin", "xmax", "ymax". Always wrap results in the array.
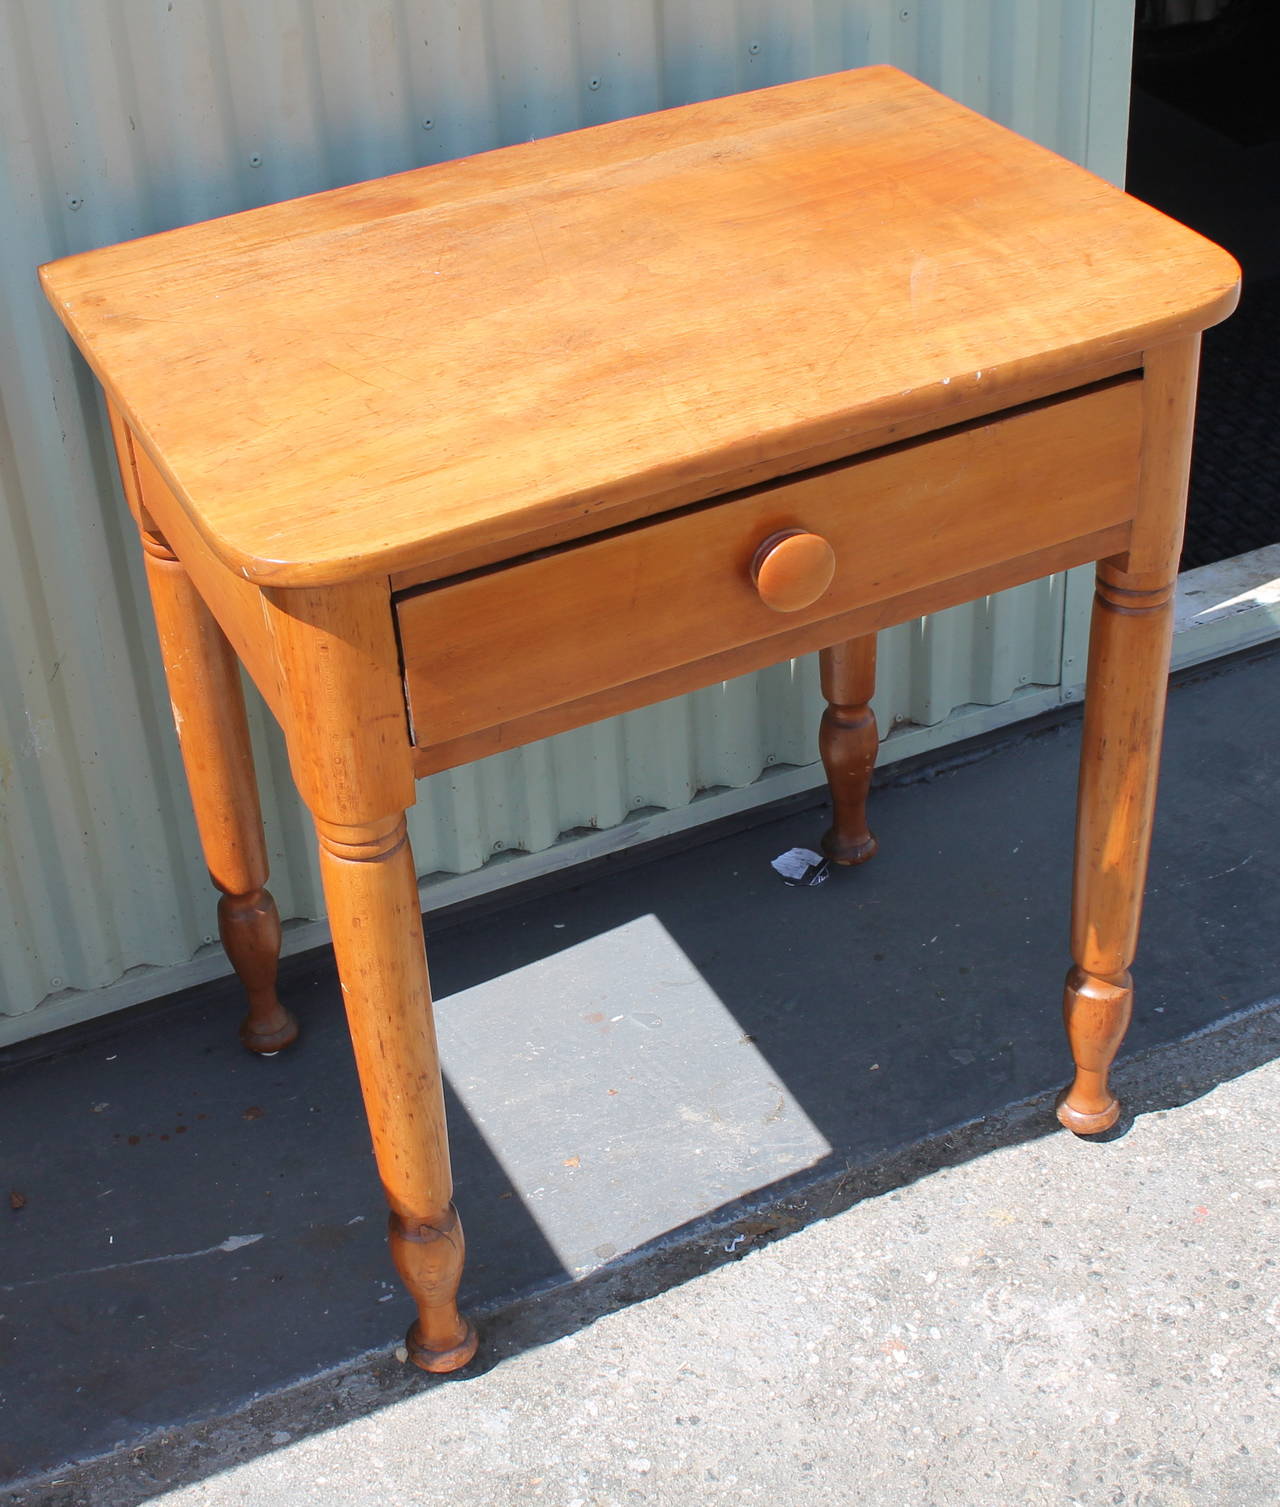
[{"xmin": 0, "ymin": 0, "xmax": 1134, "ymax": 1039}]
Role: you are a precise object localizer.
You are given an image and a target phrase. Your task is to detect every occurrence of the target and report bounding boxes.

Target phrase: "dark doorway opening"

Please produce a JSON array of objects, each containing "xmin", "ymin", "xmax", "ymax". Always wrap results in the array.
[{"xmin": 1127, "ymin": 0, "xmax": 1280, "ymax": 569}]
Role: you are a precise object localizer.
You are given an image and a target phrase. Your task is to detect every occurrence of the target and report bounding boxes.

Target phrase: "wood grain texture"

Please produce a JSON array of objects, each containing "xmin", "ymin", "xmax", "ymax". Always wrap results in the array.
[
  {"xmin": 398, "ymin": 380, "xmax": 1142, "ymax": 749},
  {"xmin": 120, "ymin": 416, "xmax": 286, "ymax": 724},
  {"xmin": 258, "ymin": 580, "xmax": 413, "ymax": 830},
  {"xmin": 410, "ymin": 518, "xmax": 1127, "ymax": 777},
  {"xmin": 409, "ymin": 521, "xmax": 1134, "ymax": 777},
  {"xmin": 1058, "ymin": 338, "xmax": 1201, "ymax": 1135},
  {"xmin": 386, "ymin": 352, "xmax": 1139, "ymax": 591},
  {"xmin": 40, "ymin": 67, "xmax": 1238, "ymax": 587}
]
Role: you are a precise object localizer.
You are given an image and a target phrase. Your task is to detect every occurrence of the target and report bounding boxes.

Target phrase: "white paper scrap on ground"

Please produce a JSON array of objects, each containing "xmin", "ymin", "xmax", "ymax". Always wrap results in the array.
[{"xmin": 770, "ymin": 847, "xmax": 830, "ymax": 885}]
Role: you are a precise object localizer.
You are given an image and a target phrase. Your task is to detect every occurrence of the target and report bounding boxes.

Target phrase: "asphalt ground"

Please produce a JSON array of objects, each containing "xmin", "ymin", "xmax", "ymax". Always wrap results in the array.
[{"xmin": 4, "ymin": 641, "xmax": 1278, "ymax": 1504}]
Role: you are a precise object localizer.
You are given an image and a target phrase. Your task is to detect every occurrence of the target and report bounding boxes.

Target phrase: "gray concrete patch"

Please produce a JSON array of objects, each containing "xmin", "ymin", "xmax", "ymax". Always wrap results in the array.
[{"xmin": 12, "ymin": 1000, "xmax": 1280, "ymax": 1507}]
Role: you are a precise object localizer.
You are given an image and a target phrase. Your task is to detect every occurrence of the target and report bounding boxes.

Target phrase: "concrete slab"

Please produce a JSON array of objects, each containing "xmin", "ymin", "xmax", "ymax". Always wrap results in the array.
[
  {"xmin": 2, "ymin": 643, "xmax": 1278, "ymax": 1494},
  {"xmin": 11, "ymin": 995, "xmax": 1280, "ymax": 1507}
]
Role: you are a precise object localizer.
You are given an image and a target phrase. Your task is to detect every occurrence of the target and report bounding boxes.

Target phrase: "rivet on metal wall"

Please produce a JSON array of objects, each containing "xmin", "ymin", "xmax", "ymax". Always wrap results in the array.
[
  {"xmin": 249, "ymin": 153, "xmax": 263, "ymax": 168},
  {"xmin": 748, "ymin": 41, "xmax": 761, "ymax": 55},
  {"xmin": 422, "ymin": 118, "xmax": 434, "ymax": 130},
  {"xmin": 66, "ymin": 196, "xmax": 83, "ymax": 211},
  {"xmin": 588, "ymin": 76, "xmax": 601, "ymax": 90}
]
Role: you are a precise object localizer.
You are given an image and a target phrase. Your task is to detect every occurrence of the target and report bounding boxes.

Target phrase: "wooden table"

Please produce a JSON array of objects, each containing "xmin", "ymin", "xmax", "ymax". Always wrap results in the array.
[{"xmin": 41, "ymin": 67, "xmax": 1238, "ymax": 1372}]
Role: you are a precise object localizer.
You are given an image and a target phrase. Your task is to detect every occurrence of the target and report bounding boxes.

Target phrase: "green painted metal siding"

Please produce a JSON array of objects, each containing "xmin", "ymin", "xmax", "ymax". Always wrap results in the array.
[{"xmin": 0, "ymin": 0, "xmax": 1135, "ymax": 1040}]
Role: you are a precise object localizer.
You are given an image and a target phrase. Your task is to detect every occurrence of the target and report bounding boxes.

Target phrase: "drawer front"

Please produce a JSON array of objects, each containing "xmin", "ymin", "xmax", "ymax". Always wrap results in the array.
[{"xmin": 397, "ymin": 379, "xmax": 1141, "ymax": 750}]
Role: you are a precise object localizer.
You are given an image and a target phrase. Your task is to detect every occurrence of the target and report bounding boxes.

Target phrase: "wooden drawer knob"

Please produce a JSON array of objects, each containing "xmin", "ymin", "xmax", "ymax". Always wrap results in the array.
[{"xmin": 750, "ymin": 530, "xmax": 836, "ymax": 612}]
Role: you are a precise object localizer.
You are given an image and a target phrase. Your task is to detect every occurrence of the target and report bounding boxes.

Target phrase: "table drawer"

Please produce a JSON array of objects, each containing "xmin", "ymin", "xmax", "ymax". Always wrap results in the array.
[{"xmin": 396, "ymin": 377, "xmax": 1141, "ymax": 751}]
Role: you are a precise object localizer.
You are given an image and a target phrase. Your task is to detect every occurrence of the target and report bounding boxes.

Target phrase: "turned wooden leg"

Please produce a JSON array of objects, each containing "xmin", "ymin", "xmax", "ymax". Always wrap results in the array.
[
  {"xmin": 263, "ymin": 578, "xmax": 475, "ymax": 1371},
  {"xmin": 1057, "ymin": 564, "xmax": 1174, "ymax": 1131},
  {"xmin": 1058, "ymin": 338, "xmax": 1199, "ymax": 1134},
  {"xmin": 315, "ymin": 813, "xmax": 476, "ymax": 1372},
  {"xmin": 819, "ymin": 635, "xmax": 879, "ymax": 865},
  {"xmin": 139, "ymin": 524, "xmax": 297, "ymax": 1053}
]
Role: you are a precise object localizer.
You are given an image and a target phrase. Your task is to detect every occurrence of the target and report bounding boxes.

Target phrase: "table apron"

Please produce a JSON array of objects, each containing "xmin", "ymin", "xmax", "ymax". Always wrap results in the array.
[{"xmin": 398, "ymin": 377, "xmax": 1142, "ymax": 768}]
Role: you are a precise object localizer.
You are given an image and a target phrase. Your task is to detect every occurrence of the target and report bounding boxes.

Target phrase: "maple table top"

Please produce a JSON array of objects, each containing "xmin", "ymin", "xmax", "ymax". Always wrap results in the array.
[{"xmin": 41, "ymin": 65, "xmax": 1239, "ymax": 587}]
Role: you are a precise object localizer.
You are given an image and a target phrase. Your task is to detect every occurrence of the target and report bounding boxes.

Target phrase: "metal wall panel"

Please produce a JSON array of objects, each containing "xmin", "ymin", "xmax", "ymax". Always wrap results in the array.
[{"xmin": 0, "ymin": 0, "xmax": 1134, "ymax": 1036}]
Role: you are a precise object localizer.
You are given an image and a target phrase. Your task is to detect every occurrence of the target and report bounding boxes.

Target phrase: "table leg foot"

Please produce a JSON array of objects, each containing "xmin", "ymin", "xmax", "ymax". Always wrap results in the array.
[
  {"xmin": 390, "ymin": 1206, "xmax": 477, "ymax": 1372},
  {"xmin": 821, "ymin": 824, "xmax": 879, "ymax": 866},
  {"xmin": 238, "ymin": 1014, "xmax": 300, "ymax": 1054},
  {"xmin": 219, "ymin": 886, "xmax": 299, "ymax": 1053},
  {"xmin": 1055, "ymin": 1090, "xmax": 1120, "ymax": 1136},
  {"xmin": 404, "ymin": 1318, "xmax": 480, "ymax": 1374},
  {"xmin": 1057, "ymin": 965, "xmax": 1132, "ymax": 1135}
]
